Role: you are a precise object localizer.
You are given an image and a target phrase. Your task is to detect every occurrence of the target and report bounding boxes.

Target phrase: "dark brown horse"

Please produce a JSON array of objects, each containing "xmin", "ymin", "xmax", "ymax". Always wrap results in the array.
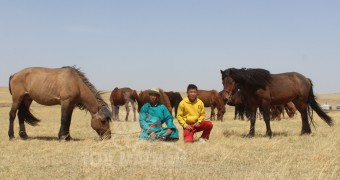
[
  {"xmin": 137, "ymin": 89, "xmax": 172, "ymax": 113},
  {"xmin": 8, "ymin": 66, "xmax": 112, "ymax": 140},
  {"xmin": 221, "ymin": 68, "xmax": 333, "ymax": 137},
  {"xmin": 198, "ymin": 90, "xmax": 226, "ymax": 121},
  {"xmin": 165, "ymin": 91, "xmax": 183, "ymax": 117},
  {"xmin": 110, "ymin": 87, "xmax": 138, "ymax": 121}
]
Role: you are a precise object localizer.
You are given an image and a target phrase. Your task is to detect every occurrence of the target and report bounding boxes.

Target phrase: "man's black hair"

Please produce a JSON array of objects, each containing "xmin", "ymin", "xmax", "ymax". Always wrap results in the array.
[{"xmin": 187, "ymin": 84, "xmax": 198, "ymax": 92}]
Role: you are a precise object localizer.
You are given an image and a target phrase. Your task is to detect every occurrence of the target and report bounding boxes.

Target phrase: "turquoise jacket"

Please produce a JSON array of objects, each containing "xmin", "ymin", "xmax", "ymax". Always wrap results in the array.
[{"xmin": 139, "ymin": 102, "xmax": 179, "ymax": 140}]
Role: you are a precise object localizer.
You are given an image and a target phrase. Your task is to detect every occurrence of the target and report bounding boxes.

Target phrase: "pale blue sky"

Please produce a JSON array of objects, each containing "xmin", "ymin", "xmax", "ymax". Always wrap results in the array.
[{"xmin": 1, "ymin": 1, "xmax": 339, "ymax": 93}]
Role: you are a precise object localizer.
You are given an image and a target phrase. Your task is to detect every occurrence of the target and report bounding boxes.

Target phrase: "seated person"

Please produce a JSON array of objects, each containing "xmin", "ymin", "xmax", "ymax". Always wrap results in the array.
[
  {"xmin": 139, "ymin": 88, "xmax": 179, "ymax": 141},
  {"xmin": 177, "ymin": 84, "xmax": 213, "ymax": 143}
]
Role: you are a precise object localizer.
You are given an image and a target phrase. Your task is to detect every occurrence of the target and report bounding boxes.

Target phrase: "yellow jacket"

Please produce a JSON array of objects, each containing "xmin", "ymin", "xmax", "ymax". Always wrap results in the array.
[{"xmin": 177, "ymin": 97, "xmax": 206, "ymax": 128}]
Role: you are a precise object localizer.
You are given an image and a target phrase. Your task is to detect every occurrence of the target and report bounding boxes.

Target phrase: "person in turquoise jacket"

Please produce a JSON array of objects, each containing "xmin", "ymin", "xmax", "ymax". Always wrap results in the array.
[{"xmin": 139, "ymin": 88, "xmax": 179, "ymax": 141}]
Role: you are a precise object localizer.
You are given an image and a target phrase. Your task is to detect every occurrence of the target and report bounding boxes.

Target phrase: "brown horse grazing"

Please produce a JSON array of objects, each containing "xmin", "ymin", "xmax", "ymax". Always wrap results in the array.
[
  {"xmin": 137, "ymin": 89, "xmax": 172, "ymax": 113},
  {"xmin": 110, "ymin": 87, "xmax": 138, "ymax": 121},
  {"xmin": 221, "ymin": 68, "xmax": 333, "ymax": 137},
  {"xmin": 165, "ymin": 91, "xmax": 183, "ymax": 117},
  {"xmin": 198, "ymin": 90, "xmax": 226, "ymax": 121},
  {"xmin": 270, "ymin": 105, "xmax": 285, "ymax": 120},
  {"xmin": 8, "ymin": 66, "xmax": 112, "ymax": 140},
  {"xmin": 284, "ymin": 102, "xmax": 297, "ymax": 118}
]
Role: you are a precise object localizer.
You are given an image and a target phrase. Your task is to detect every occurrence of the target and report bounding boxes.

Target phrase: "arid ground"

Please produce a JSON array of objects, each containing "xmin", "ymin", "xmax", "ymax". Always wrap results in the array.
[{"xmin": 0, "ymin": 87, "xmax": 339, "ymax": 179}]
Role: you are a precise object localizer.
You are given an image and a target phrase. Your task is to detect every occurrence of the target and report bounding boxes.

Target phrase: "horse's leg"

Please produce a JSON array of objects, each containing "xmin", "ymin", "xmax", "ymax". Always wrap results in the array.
[
  {"xmin": 262, "ymin": 107, "xmax": 272, "ymax": 137},
  {"xmin": 125, "ymin": 101, "xmax": 130, "ymax": 121},
  {"xmin": 8, "ymin": 98, "xmax": 22, "ymax": 140},
  {"xmin": 131, "ymin": 101, "xmax": 137, "ymax": 121},
  {"xmin": 112, "ymin": 104, "xmax": 119, "ymax": 121},
  {"xmin": 58, "ymin": 103, "xmax": 74, "ymax": 140},
  {"xmin": 300, "ymin": 109, "xmax": 311, "ymax": 134},
  {"xmin": 211, "ymin": 106, "xmax": 215, "ymax": 120},
  {"xmin": 246, "ymin": 105, "xmax": 258, "ymax": 137},
  {"xmin": 234, "ymin": 108, "xmax": 237, "ymax": 120},
  {"xmin": 294, "ymin": 101, "xmax": 311, "ymax": 134},
  {"xmin": 8, "ymin": 90, "xmax": 28, "ymax": 139},
  {"xmin": 18, "ymin": 96, "xmax": 33, "ymax": 139},
  {"xmin": 240, "ymin": 110, "xmax": 245, "ymax": 120},
  {"xmin": 248, "ymin": 110, "xmax": 256, "ymax": 137},
  {"xmin": 111, "ymin": 103, "xmax": 116, "ymax": 120}
]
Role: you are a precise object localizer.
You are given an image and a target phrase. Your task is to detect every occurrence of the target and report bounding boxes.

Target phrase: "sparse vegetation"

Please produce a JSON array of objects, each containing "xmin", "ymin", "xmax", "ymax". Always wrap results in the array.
[{"xmin": 0, "ymin": 87, "xmax": 338, "ymax": 179}]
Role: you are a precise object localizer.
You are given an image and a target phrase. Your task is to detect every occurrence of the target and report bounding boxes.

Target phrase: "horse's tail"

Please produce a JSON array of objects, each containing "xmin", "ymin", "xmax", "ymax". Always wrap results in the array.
[
  {"xmin": 18, "ymin": 100, "xmax": 40, "ymax": 126},
  {"xmin": 9, "ymin": 74, "xmax": 14, "ymax": 95},
  {"xmin": 307, "ymin": 79, "xmax": 333, "ymax": 126}
]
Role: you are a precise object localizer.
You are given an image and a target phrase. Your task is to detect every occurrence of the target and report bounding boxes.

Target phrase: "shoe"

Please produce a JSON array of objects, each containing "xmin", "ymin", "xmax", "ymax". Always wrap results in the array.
[{"xmin": 198, "ymin": 137, "xmax": 208, "ymax": 143}]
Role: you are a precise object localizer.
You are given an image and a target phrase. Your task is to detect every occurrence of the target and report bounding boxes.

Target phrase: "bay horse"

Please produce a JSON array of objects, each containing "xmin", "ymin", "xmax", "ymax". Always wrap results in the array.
[
  {"xmin": 165, "ymin": 91, "xmax": 183, "ymax": 117},
  {"xmin": 137, "ymin": 88, "xmax": 172, "ymax": 113},
  {"xmin": 109, "ymin": 87, "xmax": 138, "ymax": 121},
  {"xmin": 8, "ymin": 66, "xmax": 112, "ymax": 140},
  {"xmin": 198, "ymin": 90, "xmax": 226, "ymax": 121},
  {"xmin": 221, "ymin": 68, "xmax": 333, "ymax": 137}
]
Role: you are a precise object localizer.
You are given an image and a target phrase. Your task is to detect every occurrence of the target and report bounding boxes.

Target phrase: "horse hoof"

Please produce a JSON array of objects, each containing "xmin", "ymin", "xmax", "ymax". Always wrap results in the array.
[
  {"xmin": 246, "ymin": 134, "xmax": 255, "ymax": 138},
  {"xmin": 59, "ymin": 135, "xmax": 72, "ymax": 141},
  {"xmin": 266, "ymin": 132, "xmax": 273, "ymax": 138},
  {"xmin": 19, "ymin": 132, "xmax": 29, "ymax": 140},
  {"xmin": 300, "ymin": 131, "xmax": 312, "ymax": 136},
  {"xmin": 9, "ymin": 136, "xmax": 15, "ymax": 140}
]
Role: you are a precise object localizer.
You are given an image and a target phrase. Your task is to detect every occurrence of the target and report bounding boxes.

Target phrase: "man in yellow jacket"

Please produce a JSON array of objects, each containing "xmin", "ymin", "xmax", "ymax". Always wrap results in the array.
[{"xmin": 177, "ymin": 84, "xmax": 213, "ymax": 143}]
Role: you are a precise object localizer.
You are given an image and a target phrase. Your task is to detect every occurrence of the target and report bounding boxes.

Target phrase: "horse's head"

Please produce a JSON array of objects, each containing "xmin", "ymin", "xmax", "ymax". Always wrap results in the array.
[
  {"xmin": 91, "ymin": 106, "xmax": 112, "ymax": 140},
  {"xmin": 221, "ymin": 69, "xmax": 238, "ymax": 104},
  {"xmin": 227, "ymin": 89, "xmax": 245, "ymax": 106},
  {"xmin": 285, "ymin": 103, "xmax": 297, "ymax": 118}
]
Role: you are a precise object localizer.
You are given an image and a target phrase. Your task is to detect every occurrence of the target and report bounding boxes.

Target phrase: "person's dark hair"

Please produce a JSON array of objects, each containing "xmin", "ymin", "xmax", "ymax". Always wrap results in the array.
[{"xmin": 187, "ymin": 84, "xmax": 198, "ymax": 92}]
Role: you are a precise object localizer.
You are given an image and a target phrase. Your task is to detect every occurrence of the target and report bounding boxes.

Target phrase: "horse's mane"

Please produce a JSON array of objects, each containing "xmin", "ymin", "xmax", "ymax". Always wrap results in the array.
[
  {"xmin": 62, "ymin": 66, "xmax": 108, "ymax": 110},
  {"xmin": 223, "ymin": 68, "xmax": 271, "ymax": 90}
]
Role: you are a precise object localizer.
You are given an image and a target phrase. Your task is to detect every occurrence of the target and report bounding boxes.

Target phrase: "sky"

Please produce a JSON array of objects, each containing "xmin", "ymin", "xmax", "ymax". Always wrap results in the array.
[{"xmin": 1, "ymin": 1, "xmax": 339, "ymax": 93}]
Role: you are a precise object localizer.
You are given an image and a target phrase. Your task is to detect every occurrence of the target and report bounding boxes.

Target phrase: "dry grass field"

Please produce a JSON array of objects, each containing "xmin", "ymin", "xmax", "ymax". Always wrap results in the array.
[{"xmin": 0, "ymin": 87, "xmax": 339, "ymax": 179}]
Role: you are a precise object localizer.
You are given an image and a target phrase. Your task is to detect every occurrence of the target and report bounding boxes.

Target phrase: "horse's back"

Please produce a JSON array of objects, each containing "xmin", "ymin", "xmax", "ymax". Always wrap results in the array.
[
  {"xmin": 110, "ymin": 87, "xmax": 137, "ymax": 105},
  {"xmin": 198, "ymin": 90, "xmax": 217, "ymax": 106},
  {"xmin": 9, "ymin": 67, "xmax": 82, "ymax": 105},
  {"xmin": 137, "ymin": 89, "xmax": 172, "ymax": 113},
  {"xmin": 269, "ymin": 72, "xmax": 311, "ymax": 104},
  {"xmin": 165, "ymin": 91, "xmax": 183, "ymax": 107}
]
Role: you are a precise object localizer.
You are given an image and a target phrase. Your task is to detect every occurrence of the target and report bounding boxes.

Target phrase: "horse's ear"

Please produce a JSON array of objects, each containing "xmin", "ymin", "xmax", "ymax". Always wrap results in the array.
[{"xmin": 221, "ymin": 70, "xmax": 226, "ymax": 80}]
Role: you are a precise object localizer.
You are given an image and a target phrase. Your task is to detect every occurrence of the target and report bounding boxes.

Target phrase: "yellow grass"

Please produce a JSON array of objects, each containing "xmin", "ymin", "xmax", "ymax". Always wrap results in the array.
[{"xmin": 0, "ymin": 87, "xmax": 339, "ymax": 179}]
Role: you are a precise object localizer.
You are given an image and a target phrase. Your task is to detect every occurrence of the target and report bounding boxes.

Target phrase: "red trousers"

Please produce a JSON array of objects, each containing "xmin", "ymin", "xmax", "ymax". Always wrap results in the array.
[{"xmin": 183, "ymin": 120, "xmax": 213, "ymax": 142}]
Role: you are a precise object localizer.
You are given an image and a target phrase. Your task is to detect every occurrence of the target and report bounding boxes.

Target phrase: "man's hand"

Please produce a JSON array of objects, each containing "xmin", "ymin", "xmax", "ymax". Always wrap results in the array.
[
  {"xmin": 185, "ymin": 125, "xmax": 193, "ymax": 131},
  {"xmin": 150, "ymin": 132, "xmax": 156, "ymax": 138},
  {"xmin": 166, "ymin": 129, "xmax": 172, "ymax": 135},
  {"xmin": 194, "ymin": 122, "xmax": 200, "ymax": 128}
]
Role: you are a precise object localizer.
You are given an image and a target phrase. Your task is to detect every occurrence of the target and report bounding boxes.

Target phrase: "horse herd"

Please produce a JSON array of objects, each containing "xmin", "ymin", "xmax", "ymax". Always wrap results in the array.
[
  {"xmin": 110, "ymin": 87, "xmax": 227, "ymax": 122},
  {"xmin": 6, "ymin": 66, "xmax": 333, "ymax": 141}
]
